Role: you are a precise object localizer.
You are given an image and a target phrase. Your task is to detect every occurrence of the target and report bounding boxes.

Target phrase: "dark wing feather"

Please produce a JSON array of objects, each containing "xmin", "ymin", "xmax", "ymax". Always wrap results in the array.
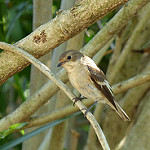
[{"xmin": 87, "ymin": 65, "xmax": 117, "ymax": 109}]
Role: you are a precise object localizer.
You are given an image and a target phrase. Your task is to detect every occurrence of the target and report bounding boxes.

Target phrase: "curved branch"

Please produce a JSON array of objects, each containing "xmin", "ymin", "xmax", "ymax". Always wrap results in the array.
[
  {"xmin": 0, "ymin": 42, "xmax": 110, "ymax": 150},
  {"xmin": 112, "ymin": 71, "xmax": 150, "ymax": 94}
]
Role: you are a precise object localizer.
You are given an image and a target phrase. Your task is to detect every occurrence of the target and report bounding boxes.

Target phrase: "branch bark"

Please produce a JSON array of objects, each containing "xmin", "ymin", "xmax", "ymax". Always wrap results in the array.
[
  {"xmin": 112, "ymin": 71, "xmax": 150, "ymax": 95},
  {"xmin": 2, "ymin": 0, "xmax": 145, "ymax": 86}
]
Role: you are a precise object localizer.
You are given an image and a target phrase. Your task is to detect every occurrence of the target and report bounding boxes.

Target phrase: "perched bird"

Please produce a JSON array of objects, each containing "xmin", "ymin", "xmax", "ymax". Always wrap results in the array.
[{"xmin": 57, "ymin": 50, "xmax": 130, "ymax": 121}]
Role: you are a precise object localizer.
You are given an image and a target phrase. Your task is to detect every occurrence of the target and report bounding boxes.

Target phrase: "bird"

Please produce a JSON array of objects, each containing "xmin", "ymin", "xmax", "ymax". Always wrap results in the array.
[{"xmin": 57, "ymin": 50, "xmax": 130, "ymax": 121}]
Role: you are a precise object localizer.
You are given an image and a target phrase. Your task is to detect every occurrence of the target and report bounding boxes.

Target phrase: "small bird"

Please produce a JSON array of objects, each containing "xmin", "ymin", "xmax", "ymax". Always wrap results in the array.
[{"xmin": 57, "ymin": 50, "xmax": 130, "ymax": 121}]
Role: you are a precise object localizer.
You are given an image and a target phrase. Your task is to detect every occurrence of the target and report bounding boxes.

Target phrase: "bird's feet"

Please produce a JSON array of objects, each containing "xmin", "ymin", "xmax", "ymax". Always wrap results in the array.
[
  {"xmin": 82, "ymin": 101, "xmax": 98, "ymax": 116},
  {"xmin": 72, "ymin": 96, "xmax": 87, "ymax": 106}
]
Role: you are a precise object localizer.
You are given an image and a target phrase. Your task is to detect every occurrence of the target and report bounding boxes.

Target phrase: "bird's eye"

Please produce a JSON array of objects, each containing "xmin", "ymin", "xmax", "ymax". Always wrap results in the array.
[{"xmin": 67, "ymin": 56, "xmax": 71, "ymax": 60}]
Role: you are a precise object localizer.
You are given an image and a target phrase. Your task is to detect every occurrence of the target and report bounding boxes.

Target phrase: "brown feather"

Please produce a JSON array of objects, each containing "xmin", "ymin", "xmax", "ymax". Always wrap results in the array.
[{"xmin": 87, "ymin": 65, "xmax": 117, "ymax": 110}]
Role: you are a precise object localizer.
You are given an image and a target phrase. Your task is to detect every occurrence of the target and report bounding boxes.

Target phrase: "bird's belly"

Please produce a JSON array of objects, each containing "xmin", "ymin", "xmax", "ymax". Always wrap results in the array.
[{"xmin": 68, "ymin": 73, "xmax": 102, "ymax": 101}]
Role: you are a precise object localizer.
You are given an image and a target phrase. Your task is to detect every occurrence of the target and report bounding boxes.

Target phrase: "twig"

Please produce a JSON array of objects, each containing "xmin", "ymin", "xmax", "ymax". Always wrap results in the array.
[
  {"xmin": 0, "ymin": 42, "xmax": 110, "ymax": 150},
  {"xmin": 132, "ymin": 48, "xmax": 150, "ymax": 54},
  {"xmin": 113, "ymin": 71, "xmax": 150, "ymax": 94}
]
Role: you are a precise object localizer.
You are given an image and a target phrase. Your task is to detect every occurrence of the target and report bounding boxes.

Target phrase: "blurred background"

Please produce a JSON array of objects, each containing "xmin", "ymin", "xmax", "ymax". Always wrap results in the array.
[{"xmin": 0, "ymin": 0, "xmax": 150, "ymax": 150}]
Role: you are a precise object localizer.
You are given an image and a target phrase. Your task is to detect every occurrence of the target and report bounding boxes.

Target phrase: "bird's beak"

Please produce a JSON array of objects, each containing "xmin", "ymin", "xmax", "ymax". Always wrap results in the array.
[{"xmin": 57, "ymin": 62, "xmax": 63, "ymax": 67}]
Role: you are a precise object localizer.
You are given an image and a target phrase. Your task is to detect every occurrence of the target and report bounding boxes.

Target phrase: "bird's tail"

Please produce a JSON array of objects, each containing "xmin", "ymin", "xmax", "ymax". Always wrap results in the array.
[{"xmin": 110, "ymin": 101, "xmax": 130, "ymax": 121}]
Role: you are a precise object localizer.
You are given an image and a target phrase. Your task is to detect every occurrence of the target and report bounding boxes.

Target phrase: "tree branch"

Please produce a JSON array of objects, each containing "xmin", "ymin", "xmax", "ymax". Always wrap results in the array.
[
  {"xmin": 112, "ymin": 71, "xmax": 150, "ymax": 94},
  {"xmin": 2, "ymin": 0, "xmax": 149, "ymax": 85},
  {"xmin": 0, "ymin": 42, "xmax": 110, "ymax": 150}
]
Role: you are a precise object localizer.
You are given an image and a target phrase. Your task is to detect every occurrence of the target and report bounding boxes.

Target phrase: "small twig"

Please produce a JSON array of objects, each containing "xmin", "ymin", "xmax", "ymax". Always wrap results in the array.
[
  {"xmin": 106, "ymin": 34, "xmax": 123, "ymax": 76},
  {"xmin": 97, "ymin": 20, "xmax": 103, "ymax": 29},
  {"xmin": 104, "ymin": 49, "xmax": 114, "ymax": 56},
  {"xmin": 0, "ymin": 42, "xmax": 110, "ymax": 150},
  {"xmin": 132, "ymin": 48, "xmax": 150, "ymax": 54},
  {"xmin": 26, "ymin": 99, "xmax": 93, "ymax": 127}
]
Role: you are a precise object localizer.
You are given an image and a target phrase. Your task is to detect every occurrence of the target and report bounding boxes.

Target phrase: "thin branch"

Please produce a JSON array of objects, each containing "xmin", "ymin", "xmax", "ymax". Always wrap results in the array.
[
  {"xmin": 0, "ymin": 42, "xmax": 110, "ymax": 150},
  {"xmin": 27, "ymin": 100, "xmax": 93, "ymax": 127},
  {"xmin": 106, "ymin": 35, "xmax": 123, "ymax": 76},
  {"xmin": 112, "ymin": 71, "xmax": 150, "ymax": 94}
]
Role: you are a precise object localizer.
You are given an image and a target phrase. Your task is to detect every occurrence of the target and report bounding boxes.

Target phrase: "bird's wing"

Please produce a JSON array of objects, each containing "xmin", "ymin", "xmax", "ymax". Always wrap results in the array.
[{"xmin": 87, "ymin": 65, "xmax": 117, "ymax": 109}]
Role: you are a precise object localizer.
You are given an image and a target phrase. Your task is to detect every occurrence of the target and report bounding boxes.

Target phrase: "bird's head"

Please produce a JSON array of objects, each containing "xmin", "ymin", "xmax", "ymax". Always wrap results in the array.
[{"xmin": 57, "ymin": 50, "xmax": 83, "ymax": 70}]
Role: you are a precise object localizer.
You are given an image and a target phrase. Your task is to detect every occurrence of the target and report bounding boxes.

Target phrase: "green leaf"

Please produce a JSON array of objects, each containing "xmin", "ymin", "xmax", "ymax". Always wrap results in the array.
[{"xmin": 0, "ymin": 122, "xmax": 28, "ymax": 139}]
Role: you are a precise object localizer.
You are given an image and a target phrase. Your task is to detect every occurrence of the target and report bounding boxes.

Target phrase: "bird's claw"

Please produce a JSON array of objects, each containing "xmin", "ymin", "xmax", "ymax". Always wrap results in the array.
[
  {"xmin": 81, "ymin": 101, "xmax": 98, "ymax": 117},
  {"xmin": 81, "ymin": 108, "xmax": 90, "ymax": 117},
  {"xmin": 72, "ymin": 96, "xmax": 87, "ymax": 106}
]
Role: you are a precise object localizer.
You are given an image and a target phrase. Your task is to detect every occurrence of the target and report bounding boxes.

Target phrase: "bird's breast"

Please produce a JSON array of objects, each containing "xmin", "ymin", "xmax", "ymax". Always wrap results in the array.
[{"xmin": 68, "ymin": 67, "xmax": 101, "ymax": 100}]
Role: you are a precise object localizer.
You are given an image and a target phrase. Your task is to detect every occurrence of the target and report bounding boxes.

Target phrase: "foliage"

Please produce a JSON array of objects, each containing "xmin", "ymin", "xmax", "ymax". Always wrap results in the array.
[{"xmin": 0, "ymin": 122, "xmax": 28, "ymax": 139}]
